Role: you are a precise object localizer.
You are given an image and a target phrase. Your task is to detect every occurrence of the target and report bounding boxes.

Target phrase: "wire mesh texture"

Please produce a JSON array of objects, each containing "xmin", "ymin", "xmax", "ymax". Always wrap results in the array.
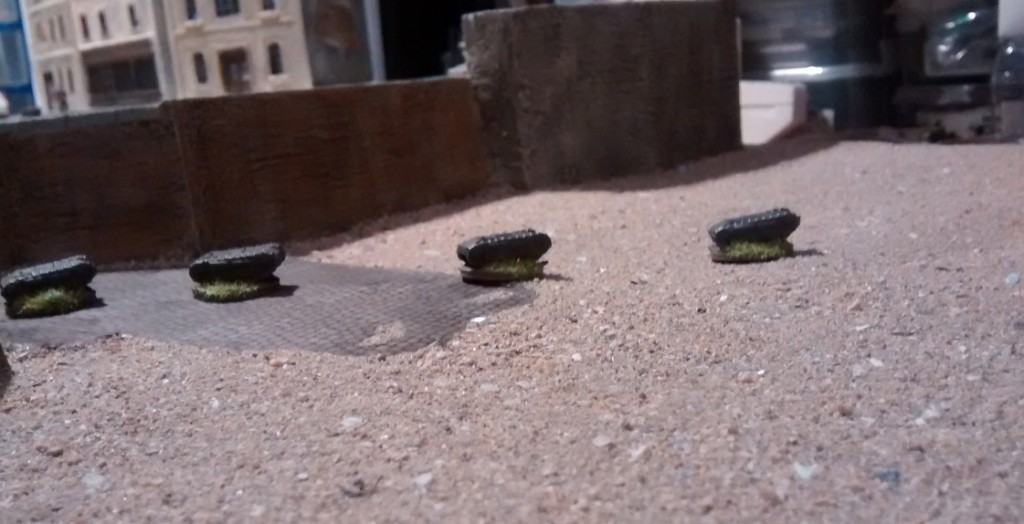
[{"xmin": 0, "ymin": 260, "xmax": 535, "ymax": 355}]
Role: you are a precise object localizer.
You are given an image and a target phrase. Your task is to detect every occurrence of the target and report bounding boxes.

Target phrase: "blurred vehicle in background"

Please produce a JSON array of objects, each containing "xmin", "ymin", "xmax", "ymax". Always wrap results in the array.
[{"xmin": 736, "ymin": 0, "xmax": 895, "ymax": 131}]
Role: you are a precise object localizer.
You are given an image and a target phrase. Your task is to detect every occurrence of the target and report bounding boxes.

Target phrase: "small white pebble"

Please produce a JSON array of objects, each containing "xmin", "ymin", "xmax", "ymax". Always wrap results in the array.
[
  {"xmin": 479, "ymin": 383, "xmax": 499, "ymax": 393},
  {"xmin": 296, "ymin": 472, "xmax": 309, "ymax": 481},
  {"xmin": 470, "ymin": 316, "xmax": 487, "ymax": 324},
  {"xmin": 793, "ymin": 462, "xmax": 818, "ymax": 480},
  {"xmin": 915, "ymin": 406, "xmax": 942, "ymax": 426},
  {"xmin": 571, "ymin": 353, "xmax": 583, "ymax": 362},
  {"xmin": 629, "ymin": 444, "xmax": 650, "ymax": 462},
  {"xmin": 413, "ymin": 472, "xmax": 434, "ymax": 492},
  {"xmin": 81, "ymin": 471, "xmax": 106, "ymax": 490},
  {"xmin": 869, "ymin": 358, "xmax": 884, "ymax": 368},
  {"xmin": 719, "ymin": 295, "xmax": 729, "ymax": 302},
  {"xmin": 592, "ymin": 435, "xmax": 614, "ymax": 448},
  {"xmin": 209, "ymin": 397, "xmax": 221, "ymax": 409}
]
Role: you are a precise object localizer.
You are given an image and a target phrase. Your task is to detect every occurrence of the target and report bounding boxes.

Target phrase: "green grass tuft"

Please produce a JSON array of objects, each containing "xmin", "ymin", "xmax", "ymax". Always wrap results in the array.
[
  {"xmin": 481, "ymin": 259, "xmax": 547, "ymax": 281},
  {"xmin": 193, "ymin": 280, "xmax": 278, "ymax": 303},
  {"xmin": 7, "ymin": 287, "xmax": 95, "ymax": 318},
  {"xmin": 722, "ymin": 239, "xmax": 794, "ymax": 262}
]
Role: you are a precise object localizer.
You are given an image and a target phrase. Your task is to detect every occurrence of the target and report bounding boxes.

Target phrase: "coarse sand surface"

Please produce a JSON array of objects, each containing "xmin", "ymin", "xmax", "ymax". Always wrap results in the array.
[{"xmin": 2, "ymin": 139, "xmax": 1023, "ymax": 523}]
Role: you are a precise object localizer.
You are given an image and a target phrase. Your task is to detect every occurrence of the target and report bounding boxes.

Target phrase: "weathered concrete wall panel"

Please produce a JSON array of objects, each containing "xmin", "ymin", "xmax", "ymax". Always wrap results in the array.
[
  {"xmin": 464, "ymin": 1, "xmax": 741, "ymax": 188},
  {"xmin": 0, "ymin": 78, "xmax": 490, "ymax": 270},
  {"xmin": 164, "ymin": 78, "xmax": 491, "ymax": 250},
  {"xmin": 0, "ymin": 118, "xmax": 196, "ymax": 269}
]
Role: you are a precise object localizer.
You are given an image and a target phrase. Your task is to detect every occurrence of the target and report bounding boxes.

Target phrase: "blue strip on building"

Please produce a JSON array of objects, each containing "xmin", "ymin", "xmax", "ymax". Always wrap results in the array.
[{"xmin": 0, "ymin": 0, "xmax": 35, "ymax": 112}]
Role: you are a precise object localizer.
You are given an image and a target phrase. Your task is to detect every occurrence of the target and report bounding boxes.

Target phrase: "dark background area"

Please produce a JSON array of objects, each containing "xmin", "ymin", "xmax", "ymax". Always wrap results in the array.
[{"xmin": 379, "ymin": 0, "xmax": 498, "ymax": 79}]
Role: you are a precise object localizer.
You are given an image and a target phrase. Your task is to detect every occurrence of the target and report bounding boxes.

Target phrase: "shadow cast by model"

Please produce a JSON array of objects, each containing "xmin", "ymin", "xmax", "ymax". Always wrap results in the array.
[
  {"xmin": 268, "ymin": 285, "xmax": 299, "ymax": 298},
  {"xmin": 794, "ymin": 248, "xmax": 826, "ymax": 258},
  {"xmin": 542, "ymin": 273, "xmax": 573, "ymax": 283},
  {"xmin": 287, "ymin": 186, "xmax": 527, "ymax": 257},
  {"xmin": 576, "ymin": 134, "xmax": 842, "ymax": 193},
  {"xmin": 0, "ymin": 348, "xmax": 12, "ymax": 401}
]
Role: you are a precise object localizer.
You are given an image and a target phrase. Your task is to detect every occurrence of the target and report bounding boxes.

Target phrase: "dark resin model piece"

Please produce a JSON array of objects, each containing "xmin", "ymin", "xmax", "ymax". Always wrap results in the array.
[
  {"xmin": 457, "ymin": 230, "xmax": 552, "ymax": 285},
  {"xmin": 708, "ymin": 208, "xmax": 800, "ymax": 246},
  {"xmin": 1, "ymin": 255, "xmax": 99, "ymax": 318},
  {"xmin": 189, "ymin": 244, "xmax": 286, "ymax": 283},
  {"xmin": 189, "ymin": 244, "xmax": 285, "ymax": 302},
  {"xmin": 458, "ymin": 229, "xmax": 552, "ymax": 269},
  {"xmin": 707, "ymin": 208, "xmax": 800, "ymax": 264}
]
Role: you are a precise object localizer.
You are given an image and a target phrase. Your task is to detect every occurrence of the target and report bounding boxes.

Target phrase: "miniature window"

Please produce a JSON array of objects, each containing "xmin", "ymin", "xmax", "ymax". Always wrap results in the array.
[
  {"xmin": 129, "ymin": 5, "xmax": 139, "ymax": 28},
  {"xmin": 47, "ymin": 18, "xmax": 54, "ymax": 41},
  {"xmin": 67, "ymin": 67, "xmax": 75, "ymax": 93},
  {"xmin": 57, "ymin": 16, "xmax": 66, "ymax": 41},
  {"xmin": 194, "ymin": 53, "xmax": 207, "ymax": 84},
  {"xmin": 80, "ymin": 15, "xmax": 90, "ymax": 40},
  {"xmin": 98, "ymin": 11, "xmax": 108, "ymax": 38},
  {"xmin": 268, "ymin": 43, "xmax": 283, "ymax": 75},
  {"xmin": 36, "ymin": 22, "xmax": 45, "ymax": 42},
  {"xmin": 186, "ymin": 0, "xmax": 197, "ymax": 20},
  {"xmin": 43, "ymin": 71, "xmax": 54, "ymax": 109},
  {"xmin": 214, "ymin": 0, "xmax": 240, "ymax": 17},
  {"xmin": 262, "ymin": 0, "xmax": 275, "ymax": 10}
]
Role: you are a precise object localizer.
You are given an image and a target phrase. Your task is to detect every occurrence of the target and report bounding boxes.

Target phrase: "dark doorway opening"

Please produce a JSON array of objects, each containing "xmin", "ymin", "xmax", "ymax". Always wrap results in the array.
[
  {"xmin": 219, "ymin": 48, "xmax": 251, "ymax": 94},
  {"xmin": 377, "ymin": 0, "xmax": 497, "ymax": 80}
]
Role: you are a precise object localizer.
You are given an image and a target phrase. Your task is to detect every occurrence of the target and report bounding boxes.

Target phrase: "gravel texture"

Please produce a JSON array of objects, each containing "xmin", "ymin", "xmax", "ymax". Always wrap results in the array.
[{"xmin": 2, "ymin": 139, "xmax": 1023, "ymax": 523}]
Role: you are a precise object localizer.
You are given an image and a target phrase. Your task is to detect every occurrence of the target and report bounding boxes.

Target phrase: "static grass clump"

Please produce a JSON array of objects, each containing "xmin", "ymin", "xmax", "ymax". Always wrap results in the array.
[
  {"xmin": 457, "ymin": 230, "xmax": 552, "ymax": 286},
  {"xmin": 485, "ymin": 258, "xmax": 548, "ymax": 280},
  {"xmin": 6, "ymin": 287, "xmax": 97, "ymax": 319},
  {"xmin": 707, "ymin": 208, "xmax": 801, "ymax": 264},
  {"xmin": 718, "ymin": 239, "xmax": 794, "ymax": 263},
  {"xmin": 192, "ymin": 279, "xmax": 278, "ymax": 303}
]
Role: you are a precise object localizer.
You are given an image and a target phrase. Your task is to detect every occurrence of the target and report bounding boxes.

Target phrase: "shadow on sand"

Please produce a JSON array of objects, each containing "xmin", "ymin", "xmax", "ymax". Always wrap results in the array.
[
  {"xmin": 0, "ymin": 347, "xmax": 12, "ymax": 401},
  {"xmin": 289, "ymin": 134, "xmax": 842, "ymax": 256}
]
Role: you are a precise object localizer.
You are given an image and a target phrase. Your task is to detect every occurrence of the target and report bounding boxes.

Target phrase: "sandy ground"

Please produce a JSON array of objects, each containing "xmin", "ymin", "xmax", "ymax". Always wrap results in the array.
[{"xmin": 2, "ymin": 139, "xmax": 1023, "ymax": 523}]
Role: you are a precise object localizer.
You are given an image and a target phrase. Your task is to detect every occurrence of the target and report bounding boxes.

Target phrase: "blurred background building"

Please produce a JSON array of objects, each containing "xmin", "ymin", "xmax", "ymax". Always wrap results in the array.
[
  {"xmin": 157, "ymin": 0, "xmax": 313, "ymax": 98},
  {"xmin": 0, "ymin": 0, "xmax": 33, "ymax": 113}
]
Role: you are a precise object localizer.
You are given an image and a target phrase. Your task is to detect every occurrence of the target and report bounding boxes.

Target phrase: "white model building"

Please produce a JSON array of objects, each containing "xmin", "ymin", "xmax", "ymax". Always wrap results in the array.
[
  {"xmin": 20, "ymin": 0, "xmax": 177, "ymax": 112},
  {"xmin": 19, "ymin": 0, "xmax": 312, "ymax": 114},
  {"xmin": 157, "ymin": 0, "xmax": 312, "ymax": 99}
]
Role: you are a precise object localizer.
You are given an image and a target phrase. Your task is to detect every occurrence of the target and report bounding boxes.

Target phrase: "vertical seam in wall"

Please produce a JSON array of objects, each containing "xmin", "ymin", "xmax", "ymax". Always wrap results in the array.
[
  {"xmin": 165, "ymin": 102, "xmax": 204, "ymax": 256},
  {"xmin": 0, "ymin": 133, "xmax": 13, "ymax": 269}
]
